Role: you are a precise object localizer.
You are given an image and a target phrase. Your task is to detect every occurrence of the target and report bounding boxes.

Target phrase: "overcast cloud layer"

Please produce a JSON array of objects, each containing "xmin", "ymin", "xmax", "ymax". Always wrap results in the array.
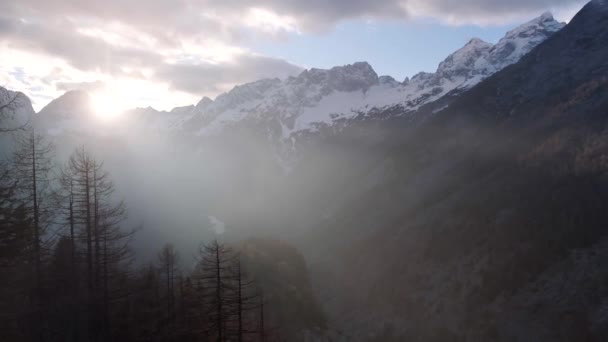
[{"xmin": 0, "ymin": 0, "xmax": 587, "ymax": 111}]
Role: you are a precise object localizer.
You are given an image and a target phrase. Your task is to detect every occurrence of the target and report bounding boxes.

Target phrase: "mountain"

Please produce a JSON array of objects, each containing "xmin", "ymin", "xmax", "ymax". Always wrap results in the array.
[
  {"xmin": 37, "ymin": 90, "xmax": 92, "ymax": 119},
  {"xmin": 21, "ymin": 11, "xmax": 570, "ymax": 292},
  {"xmin": 31, "ymin": 13, "xmax": 564, "ymax": 174},
  {"xmin": 33, "ymin": 90, "xmax": 99, "ymax": 136},
  {"xmin": 16, "ymin": 6, "xmax": 606, "ymax": 340},
  {"xmin": 0, "ymin": 86, "xmax": 35, "ymax": 152},
  {"xmin": 240, "ymin": 238, "xmax": 327, "ymax": 339},
  {"xmin": 297, "ymin": 1, "xmax": 608, "ymax": 340},
  {"xmin": 119, "ymin": 12, "xmax": 563, "ymax": 142},
  {"xmin": 0, "ymin": 86, "xmax": 35, "ymax": 131}
]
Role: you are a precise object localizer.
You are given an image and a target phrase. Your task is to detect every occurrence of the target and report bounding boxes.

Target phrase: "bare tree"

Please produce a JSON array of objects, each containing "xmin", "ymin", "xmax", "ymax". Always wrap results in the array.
[
  {"xmin": 193, "ymin": 240, "xmax": 235, "ymax": 341},
  {"xmin": 11, "ymin": 128, "xmax": 55, "ymax": 328},
  {"xmin": 56, "ymin": 170, "xmax": 77, "ymax": 283},
  {"xmin": 63, "ymin": 147, "xmax": 95, "ymax": 305},
  {"xmin": 229, "ymin": 255, "xmax": 260, "ymax": 342},
  {"xmin": 0, "ymin": 160, "xmax": 32, "ymax": 339},
  {"xmin": 158, "ymin": 243, "xmax": 180, "ymax": 337},
  {"xmin": 0, "ymin": 160, "xmax": 29, "ymax": 265},
  {"xmin": 259, "ymin": 293, "xmax": 266, "ymax": 342},
  {"xmin": 61, "ymin": 146, "xmax": 133, "ymax": 340},
  {"xmin": 192, "ymin": 240, "xmax": 265, "ymax": 342}
]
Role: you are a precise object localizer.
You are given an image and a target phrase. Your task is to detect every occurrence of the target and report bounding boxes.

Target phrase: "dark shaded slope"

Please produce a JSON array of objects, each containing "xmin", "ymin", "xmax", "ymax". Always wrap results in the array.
[
  {"xmin": 298, "ymin": 1, "xmax": 608, "ymax": 340},
  {"xmin": 443, "ymin": 0, "xmax": 608, "ymax": 124}
]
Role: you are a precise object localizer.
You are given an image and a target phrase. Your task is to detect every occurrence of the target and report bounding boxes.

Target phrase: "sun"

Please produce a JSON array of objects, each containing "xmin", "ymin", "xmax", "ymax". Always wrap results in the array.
[{"xmin": 90, "ymin": 90, "xmax": 127, "ymax": 121}]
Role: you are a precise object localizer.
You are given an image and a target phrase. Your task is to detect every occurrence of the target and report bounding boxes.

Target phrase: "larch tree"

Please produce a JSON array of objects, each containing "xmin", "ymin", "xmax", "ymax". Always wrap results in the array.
[
  {"xmin": 158, "ymin": 242, "xmax": 180, "ymax": 334},
  {"xmin": 11, "ymin": 127, "xmax": 55, "ymax": 325},
  {"xmin": 0, "ymin": 159, "xmax": 33, "ymax": 337},
  {"xmin": 61, "ymin": 146, "xmax": 133, "ymax": 340},
  {"xmin": 56, "ymin": 167, "xmax": 78, "ymax": 286},
  {"xmin": 0, "ymin": 160, "xmax": 29, "ymax": 265},
  {"xmin": 229, "ymin": 255, "xmax": 260, "ymax": 342},
  {"xmin": 63, "ymin": 146, "xmax": 95, "ymax": 298},
  {"xmin": 258, "ymin": 292, "xmax": 267, "ymax": 342},
  {"xmin": 194, "ymin": 240, "xmax": 235, "ymax": 342}
]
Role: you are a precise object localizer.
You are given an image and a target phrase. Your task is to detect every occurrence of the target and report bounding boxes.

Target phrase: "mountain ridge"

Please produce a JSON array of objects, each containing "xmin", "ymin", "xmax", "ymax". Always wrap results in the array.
[
  {"xmin": 32, "ymin": 12, "xmax": 565, "ymax": 146},
  {"xmin": 143, "ymin": 11, "xmax": 564, "ymax": 139}
]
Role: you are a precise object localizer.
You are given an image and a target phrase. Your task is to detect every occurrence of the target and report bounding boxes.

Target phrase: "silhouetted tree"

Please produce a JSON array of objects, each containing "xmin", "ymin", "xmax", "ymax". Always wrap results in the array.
[
  {"xmin": 194, "ymin": 240, "xmax": 235, "ymax": 341},
  {"xmin": 60, "ymin": 146, "xmax": 133, "ymax": 340},
  {"xmin": 228, "ymin": 255, "xmax": 260, "ymax": 342},
  {"xmin": 259, "ymin": 293, "xmax": 266, "ymax": 342},
  {"xmin": 61, "ymin": 146, "xmax": 96, "ymax": 339},
  {"xmin": 11, "ymin": 127, "xmax": 55, "ymax": 339},
  {"xmin": 157, "ymin": 243, "xmax": 179, "ymax": 339},
  {"xmin": 0, "ymin": 160, "xmax": 33, "ymax": 341},
  {"xmin": 0, "ymin": 160, "xmax": 30, "ymax": 265}
]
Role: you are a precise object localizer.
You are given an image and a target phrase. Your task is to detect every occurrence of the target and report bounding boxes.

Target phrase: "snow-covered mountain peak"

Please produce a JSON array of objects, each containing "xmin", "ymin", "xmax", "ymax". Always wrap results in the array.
[
  {"xmin": 124, "ymin": 12, "xmax": 564, "ymax": 143},
  {"xmin": 502, "ymin": 12, "xmax": 563, "ymax": 43},
  {"xmin": 327, "ymin": 61, "xmax": 379, "ymax": 92},
  {"xmin": 488, "ymin": 12, "xmax": 565, "ymax": 67},
  {"xmin": 539, "ymin": 11, "xmax": 554, "ymax": 21},
  {"xmin": 213, "ymin": 78, "xmax": 281, "ymax": 110},
  {"xmin": 467, "ymin": 37, "xmax": 490, "ymax": 46},
  {"xmin": 436, "ymin": 38, "xmax": 493, "ymax": 78},
  {"xmin": 32, "ymin": 12, "xmax": 566, "ymax": 157},
  {"xmin": 290, "ymin": 61, "xmax": 379, "ymax": 93},
  {"xmin": 196, "ymin": 96, "xmax": 213, "ymax": 109},
  {"xmin": 170, "ymin": 105, "xmax": 195, "ymax": 115},
  {"xmin": 378, "ymin": 75, "xmax": 400, "ymax": 87}
]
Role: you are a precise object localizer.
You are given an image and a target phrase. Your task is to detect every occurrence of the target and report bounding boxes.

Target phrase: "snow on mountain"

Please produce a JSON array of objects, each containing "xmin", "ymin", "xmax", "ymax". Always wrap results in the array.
[
  {"xmin": 124, "ymin": 12, "xmax": 564, "ymax": 141},
  {"xmin": 32, "ymin": 12, "xmax": 564, "ymax": 148},
  {"xmin": 487, "ymin": 12, "xmax": 565, "ymax": 68}
]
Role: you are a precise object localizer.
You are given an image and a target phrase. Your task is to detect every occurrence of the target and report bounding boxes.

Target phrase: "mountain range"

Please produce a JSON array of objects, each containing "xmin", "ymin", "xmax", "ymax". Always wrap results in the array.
[
  {"xmin": 23, "ymin": 12, "xmax": 564, "ymax": 155},
  {"xmin": 3, "ymin": 1, "xmax": 608, "ymax": 340}
]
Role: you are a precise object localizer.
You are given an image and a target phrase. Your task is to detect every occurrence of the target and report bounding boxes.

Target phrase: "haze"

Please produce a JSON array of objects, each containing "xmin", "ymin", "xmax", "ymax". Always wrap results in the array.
[{"xmin": 2, "ymin": 0, "xmax": 608, "ymax": 341}]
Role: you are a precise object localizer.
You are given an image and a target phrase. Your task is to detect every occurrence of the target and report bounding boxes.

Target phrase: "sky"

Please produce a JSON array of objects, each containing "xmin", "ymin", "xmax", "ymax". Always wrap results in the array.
[{"xmin": 0, "ymin": 0, "xmax": 588, "ymax": 113}]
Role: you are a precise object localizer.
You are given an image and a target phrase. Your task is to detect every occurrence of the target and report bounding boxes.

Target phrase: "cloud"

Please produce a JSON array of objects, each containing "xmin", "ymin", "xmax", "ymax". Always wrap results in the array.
[
  {"xmin": 0, "ymin": 6, "xmax": 302, "ymax": 109},
  {"xmin": 55, "ymin": 80, "xmax": 106, "ymax": 93},
  {"xmin": 404, "ymin": 0, "xmax": 587, "ymax": 25},
  {"xmin": 0, "ymin": 16, "xmax": 162, "ymax": 76},
  {"xmin": 0, "ymin": 0, "xmax": 587, "ymax": 112},
  {"xmin": 3, "ymin": 1, "xmax": 586, "ymax": 39},
  {"xmin": 157, "ymin": 55, "xmax": 303, "ymax": 94}
]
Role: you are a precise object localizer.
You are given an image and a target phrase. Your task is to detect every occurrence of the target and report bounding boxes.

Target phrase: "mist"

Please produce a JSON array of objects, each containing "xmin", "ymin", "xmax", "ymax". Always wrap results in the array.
[{"xmin": 3, "ymin": 1, "xmax": 608, "ymax": 340}]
